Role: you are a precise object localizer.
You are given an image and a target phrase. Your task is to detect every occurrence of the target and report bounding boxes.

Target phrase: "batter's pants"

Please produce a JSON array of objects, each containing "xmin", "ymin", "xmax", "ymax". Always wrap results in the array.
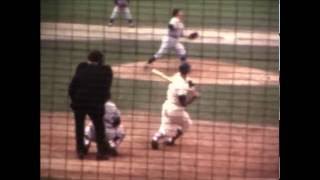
[{"xmin": 154, "ymin": 36, "xmax": 186, "ymax": 60}]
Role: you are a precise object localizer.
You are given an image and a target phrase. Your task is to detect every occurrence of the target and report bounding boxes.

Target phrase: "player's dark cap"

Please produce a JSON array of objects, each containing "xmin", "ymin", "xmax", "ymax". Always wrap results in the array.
[
  {"xmin": 179, "ymin": 62, "xmax": 191, "ymax": 75},
  {"xmin": 172, "ymin": 8, "xmax": 181, "ymax": 17},
  {"xmin": 88, "ymin": 50, "xmax": 104, "ymax": 64}
]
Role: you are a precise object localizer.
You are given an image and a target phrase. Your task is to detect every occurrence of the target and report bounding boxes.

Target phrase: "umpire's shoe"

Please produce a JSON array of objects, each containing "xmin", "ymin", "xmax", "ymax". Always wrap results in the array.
[
  {"xmin": 77, "ymin": 152, "xmax": 86, "ymax": 160},
  {"xmin": 151, "ymin": 139, "xmax": 159, "ymax": 150},
  {"xmin": 109, "ymin": 147, "xmax": 119, "ymax": 157},
  {"xmin": 96, "ymin": 152, "xmax": 109, "ymax": 161}
]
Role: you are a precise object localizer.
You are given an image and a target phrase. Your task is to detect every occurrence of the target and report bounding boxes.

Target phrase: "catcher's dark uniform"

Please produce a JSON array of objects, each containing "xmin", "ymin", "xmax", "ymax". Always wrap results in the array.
[{"xmin": 69, "ymin": 61, "xmax": 113, "ymax": 156}]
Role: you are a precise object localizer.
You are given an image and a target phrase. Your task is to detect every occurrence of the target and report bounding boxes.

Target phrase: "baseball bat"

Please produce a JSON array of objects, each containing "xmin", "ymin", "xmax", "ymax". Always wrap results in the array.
[
  {"xmin": 151, "ymin": 68, "xmax": 200, "ymax": 97},
  {"xmin": 151, "ymin": 68, "xmax": 172, "ymax": 82}
]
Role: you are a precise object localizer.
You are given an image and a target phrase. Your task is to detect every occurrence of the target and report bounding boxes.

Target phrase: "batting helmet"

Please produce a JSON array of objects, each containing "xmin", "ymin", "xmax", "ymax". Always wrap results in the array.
[{"xmin": 179, "ymin": 62, "xmax": 191, "ymax": 75}]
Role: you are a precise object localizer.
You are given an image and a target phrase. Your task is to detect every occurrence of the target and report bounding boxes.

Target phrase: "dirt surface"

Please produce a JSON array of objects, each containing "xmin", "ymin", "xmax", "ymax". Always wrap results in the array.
[
  {"xmin": 41, "ymin": 111, "xmax": 278, "ymax": 180},
  {"xmin": 112, "ymin": 59, "xmax": 278, "ymax": 86}
]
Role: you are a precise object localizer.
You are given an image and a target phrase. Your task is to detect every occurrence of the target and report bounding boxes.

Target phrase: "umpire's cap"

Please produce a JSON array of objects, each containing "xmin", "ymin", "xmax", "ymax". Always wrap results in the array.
[
  {"xmin": 179, "ymin": 62, "xmax": 191, "ymax": 75},
  {"xmin": 88, "ymin": 50, "xmax": 104, "ymax": 64}
]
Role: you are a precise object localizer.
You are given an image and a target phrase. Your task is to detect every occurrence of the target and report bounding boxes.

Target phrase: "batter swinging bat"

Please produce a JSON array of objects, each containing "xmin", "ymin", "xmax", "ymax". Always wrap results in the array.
[
  {"xmin": 151, "ymin": 68, "xmax": 200, "ymax": 98},
  {"xmin": 151, "ymin": 68, "xmax": 172, "ymax": 82}
]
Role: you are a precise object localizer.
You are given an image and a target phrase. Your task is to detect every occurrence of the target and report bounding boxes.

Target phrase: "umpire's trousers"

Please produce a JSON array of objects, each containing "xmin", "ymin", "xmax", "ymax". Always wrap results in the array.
[{"xmin": 72, "ymin": 105, "xmax": 110, "ymax": 155}]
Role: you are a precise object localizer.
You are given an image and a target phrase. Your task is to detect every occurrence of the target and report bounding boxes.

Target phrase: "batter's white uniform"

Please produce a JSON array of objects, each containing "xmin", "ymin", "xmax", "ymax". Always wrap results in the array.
[
  {"xmin": 157, "ymin": 73, "xmax": 192, "ymax": 136},
  {"xmin": 154, "ymin": 17, "xmax": 187, "ymax": 59},
  {"xmin": 84, "ymin": 101, "xmax": 125, "ymax": 149}
]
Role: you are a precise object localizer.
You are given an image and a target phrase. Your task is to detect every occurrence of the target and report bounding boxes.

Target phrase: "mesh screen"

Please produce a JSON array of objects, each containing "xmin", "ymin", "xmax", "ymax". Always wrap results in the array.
[{"xmin": 41, "ymin": 0, "xmax": 279, "ymax": 179}]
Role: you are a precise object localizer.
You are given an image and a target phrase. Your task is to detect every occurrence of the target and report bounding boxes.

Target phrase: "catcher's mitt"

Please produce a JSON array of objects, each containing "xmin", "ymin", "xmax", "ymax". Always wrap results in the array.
[{"xmin": 188, "ymin": 32, "xmax": 199, "ymax": 39}]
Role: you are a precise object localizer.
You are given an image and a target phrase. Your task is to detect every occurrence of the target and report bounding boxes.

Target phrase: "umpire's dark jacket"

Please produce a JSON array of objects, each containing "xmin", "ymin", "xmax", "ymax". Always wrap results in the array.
[{"xmin": 69, "ymin": 62, "xmax": 113, "ymax": 110}]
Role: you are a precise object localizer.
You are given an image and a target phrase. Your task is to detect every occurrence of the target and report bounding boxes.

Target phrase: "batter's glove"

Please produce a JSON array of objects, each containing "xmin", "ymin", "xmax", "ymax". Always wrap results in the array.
[
  {"xmin": 188, "ymin": 32, "xmax": 199, "ymax": 40},
  {"xmin": 188, "ymin": 80, "xmax": 195, "ymax": 87}
]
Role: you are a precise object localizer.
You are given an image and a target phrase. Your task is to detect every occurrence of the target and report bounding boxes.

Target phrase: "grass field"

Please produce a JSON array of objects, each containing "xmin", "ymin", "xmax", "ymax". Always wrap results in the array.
[
  {"xmin": 41, "ymin": 1, "xmax": 279, "ymax": 179},
  {"xmin": 41, "ymin": 0, "xmax": 278, "ymax": 31},
  {"xmin": 41, "ymin": 39, "xmax": 278, "ymax": 126}
]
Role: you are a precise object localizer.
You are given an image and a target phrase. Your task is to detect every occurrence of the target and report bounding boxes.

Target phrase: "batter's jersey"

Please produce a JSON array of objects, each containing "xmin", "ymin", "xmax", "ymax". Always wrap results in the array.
[
  {"xmin": 166, "ymin": 73, "xmax": 189, "ymax": 107},
  {"xmin": 168, "ymin": 17, "xmax": 185, "ymax": 38}
]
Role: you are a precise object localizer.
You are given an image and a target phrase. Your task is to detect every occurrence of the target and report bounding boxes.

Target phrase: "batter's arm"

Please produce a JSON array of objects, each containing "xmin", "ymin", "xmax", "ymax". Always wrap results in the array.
[
  {"xmin": 186, "ymin": 96, "xmax": 197, "ymax": 106},
  {"xmin": 187, "ymin": 88, "xmax": 200, "ymax": 105}
]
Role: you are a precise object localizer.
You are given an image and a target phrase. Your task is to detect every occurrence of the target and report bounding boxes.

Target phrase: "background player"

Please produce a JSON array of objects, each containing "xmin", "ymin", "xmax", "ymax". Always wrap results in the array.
[
  {"xmin": 84, "ymin": 100, "xmax": 125, "ymax": 156},
  {"xmin": 108, "ymin": 0, "xmax": 134, "ymax": 27},
  {"xmin": 151, "ymin": 63, "xmax": 200, "ymax": 150},
  {"xmin": 145, "ymin": 9, "xmax": 198, "ymax": 68}
]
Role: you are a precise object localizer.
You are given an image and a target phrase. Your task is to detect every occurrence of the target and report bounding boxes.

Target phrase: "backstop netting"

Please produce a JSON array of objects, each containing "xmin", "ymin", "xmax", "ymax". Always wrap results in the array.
[{"xmin": 41, "ymin": 0, "xmax": 279, "ymax": 179}]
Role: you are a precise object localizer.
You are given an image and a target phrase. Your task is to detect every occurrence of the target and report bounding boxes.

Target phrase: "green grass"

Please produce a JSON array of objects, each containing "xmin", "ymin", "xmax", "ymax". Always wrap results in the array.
[
  {"xmin": 41, "ymin": 40, "xmax": 278, "ymax": 72},
  {"xmin": 41, "ymin": 40, "xmax": 278, "ymax": 126},
  {"xmin": 41, "ymin": 76, "xmax": 278, "ymax": 126},
  {"xmin": 41, "ymin": 0, "xmax": 278, "ymax": 31}
]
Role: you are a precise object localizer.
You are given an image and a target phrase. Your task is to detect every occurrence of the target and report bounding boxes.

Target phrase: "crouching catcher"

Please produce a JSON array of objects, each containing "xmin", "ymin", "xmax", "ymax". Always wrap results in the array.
[{"xmin": 84, "ymin": 101, "xmax": 125, "ymax": 156}]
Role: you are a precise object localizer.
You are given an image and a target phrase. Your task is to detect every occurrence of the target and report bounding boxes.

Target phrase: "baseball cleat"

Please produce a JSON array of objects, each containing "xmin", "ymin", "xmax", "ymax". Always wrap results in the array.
[
  {"xmin": 77, "ymin": 152, "xmax": 85, "ymax": 160},
  {"xmin": 129, "ymin": 23, "xmax": 134, "ymax": 27},
  {"xmin": 164, "ymin": 139, "xmax": 175, "ymax": 146},
  {"xmin": 151, "ymin": 140, "xmax": 159, "ymax": 150},
  {"xmin": 83, "ymin": 145, "xmax": 89, "ymax": 155},
  {"xmin": 176, "ymin": 129, "xmax": 183, "ymax": 137},
  {"xmin": 108, "ymin": 22, "xmax": 113, "ymax": 27},
  {"xmin": 165, "ymin": 129, "xmax": 183, "ymax": 146}
]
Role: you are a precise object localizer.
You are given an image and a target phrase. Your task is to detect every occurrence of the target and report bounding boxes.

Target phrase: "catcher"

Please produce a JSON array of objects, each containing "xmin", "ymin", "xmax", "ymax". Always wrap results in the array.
[
  {"xmin": 151, "ymin": 63, "xmax": 200, "ymax": 150},
  {"xmin": 108, "ymin": 0, "xmax": 134, "ymax": 27},
  {"xmin": 145, "ymin": 8, "xmax": 199, "ymax": 68},
  {"xmin": 84, "ymin": 100, "xmax": 125, "ymax": 156}
]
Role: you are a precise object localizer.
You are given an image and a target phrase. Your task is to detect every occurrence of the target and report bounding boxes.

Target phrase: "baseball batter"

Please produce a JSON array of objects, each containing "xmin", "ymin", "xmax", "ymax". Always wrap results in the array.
[
  {"xmin": 145, "ymin": 9, "xmax": 198, "ymax": 68},
  {"xmin": 151, "ymin": 63, "xmax": 199, "ymax": 150},
  {"xmin": 108, "ymin": 0, "xmax": 134, "ymax": 27},
  {"xmin": 84, "ymin": 100, "xmax": 125, "ymax": 156}
]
